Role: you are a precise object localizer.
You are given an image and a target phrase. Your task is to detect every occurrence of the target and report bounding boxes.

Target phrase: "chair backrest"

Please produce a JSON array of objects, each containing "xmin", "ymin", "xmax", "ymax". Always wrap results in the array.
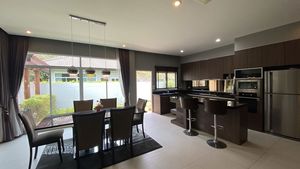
[
  {"xmin": 136, "ymin": 98, "xmax": 147, "ymax": 113},
  {"xmin": 110, "ymin": 106, "xmax": 135, "ymax": 140},
  {"xmin": 179, "ymin": 96, "xmax": 198, "ymax": 110},
  {"xmin": 204, "ymin": 99, "xmax": 227, "ymax": 115},
  {"xmin": 100, "ymin": 98, "xmax": 117, "ymax": 109},
  {"xmin": 18, "ymin": 111, "xmax": 37, "ymax": 146},
  {"xmin": 73, "ymin": 100, "xmax": 93, "ymax": 112},
  {"xmin": 73, "ymin": 110, "xmax": 106, "ymax": 151}
]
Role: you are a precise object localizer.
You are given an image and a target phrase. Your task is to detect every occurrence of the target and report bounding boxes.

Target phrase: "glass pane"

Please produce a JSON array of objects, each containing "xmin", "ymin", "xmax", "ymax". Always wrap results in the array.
[
  {"xmin": 18, "ymin": 68, "xmax": 51, "ymax": 126},
  {"xmin": 136, "ymin": 71, "xmax": 152, "ymax": 111},
  {"xmin": 107, "ymin": 70, "xmax": 124, "ymax": 107},
  {"xmin": 167, "ymin": 72, "xmax": 177, "ymax": 88},
  {"xmin": 83, "ymin": 69, "xmax": 107, "ymax": 106},
  {"xmin": 156, "ymin": 72, "xmax": 166, "ymax": 88},
  {"xmin": 51, "ymin": 68, "xmax": 79, "ymax": 115},
  {"xmin": 27, "ymin": 53, "xmax": 80, "ymax": 67}
]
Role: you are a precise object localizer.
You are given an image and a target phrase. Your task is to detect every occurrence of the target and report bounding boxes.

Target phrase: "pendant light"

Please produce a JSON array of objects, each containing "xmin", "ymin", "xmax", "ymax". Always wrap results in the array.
[
  {"xmin": 85, "ymin": 20, "xmax": 96, "ymax": 76},
  {"xmin": 102, "ymin": 24, "xmax": 110, "ymax": 80},
  {"xmin": 67, "ymin": 16, "xmax": 79, "ymax": 75}
]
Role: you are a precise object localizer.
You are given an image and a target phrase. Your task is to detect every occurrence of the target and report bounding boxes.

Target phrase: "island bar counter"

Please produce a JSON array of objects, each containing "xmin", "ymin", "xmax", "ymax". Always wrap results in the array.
[{"xmin": 171, "ymin": 96, "xmax": 248, "ymax": 145}]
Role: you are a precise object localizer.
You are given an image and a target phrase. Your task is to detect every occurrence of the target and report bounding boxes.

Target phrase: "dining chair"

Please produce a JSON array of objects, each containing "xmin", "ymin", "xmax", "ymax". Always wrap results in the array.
[
  {"xmin": 73, "ymin": 99, "xmax": 93, "ymax": 112},
  {"xmin": 18, "ymin": 110, "xmax": 64, "ymax": 169},
  {"xmin": 72, "ymin": 110, "xmax": 106, "ymax": 168},
  {"xmin": 109, "ymin": 106, "xmax": 135, "ymax": 163},
  {"xmin": 100, "ymin": 98, "xmax": 117, "ymax": 109},
  {"xmin": 132, "ymin": 98, "xmax": 147, "ymax": 138}
]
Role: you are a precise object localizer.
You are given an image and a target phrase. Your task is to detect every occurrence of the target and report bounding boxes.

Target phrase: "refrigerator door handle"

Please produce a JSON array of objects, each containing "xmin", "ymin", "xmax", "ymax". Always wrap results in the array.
[{"xmin": 264, "ymin": 94, "xmax": 272, "ymax": 131}]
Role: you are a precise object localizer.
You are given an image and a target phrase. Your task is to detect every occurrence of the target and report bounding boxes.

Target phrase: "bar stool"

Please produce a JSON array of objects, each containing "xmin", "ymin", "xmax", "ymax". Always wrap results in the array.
[
  {"xmin": 204, "ymin": 99, "xmax": 227, "ymax": 149},
  {"xmin": 179, "ymin": 96, "xmax": 199, "ymax": 136}
]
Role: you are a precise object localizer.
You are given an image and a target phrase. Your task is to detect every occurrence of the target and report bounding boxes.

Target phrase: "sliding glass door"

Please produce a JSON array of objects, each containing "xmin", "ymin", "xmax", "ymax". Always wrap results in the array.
[{"xmin": 18, "ymin": 53, "xmax": 124, "ymax": 127}]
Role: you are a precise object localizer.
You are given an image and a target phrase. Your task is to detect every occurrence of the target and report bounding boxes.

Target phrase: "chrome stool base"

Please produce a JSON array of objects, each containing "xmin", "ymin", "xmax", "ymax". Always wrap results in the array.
[
  {"xmin": 184, "ymin": 129, "xmax": 199, "ymax": 136},
  {"xmin": 207, "ymin": 139, "xmax": 227, "ymax": 149}
]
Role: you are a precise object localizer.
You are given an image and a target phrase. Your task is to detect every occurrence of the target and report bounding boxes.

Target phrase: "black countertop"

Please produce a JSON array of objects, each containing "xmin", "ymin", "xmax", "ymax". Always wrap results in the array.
[{"xmin": 170, "ymin": 95, "xmax": 246, "ymax": 109}]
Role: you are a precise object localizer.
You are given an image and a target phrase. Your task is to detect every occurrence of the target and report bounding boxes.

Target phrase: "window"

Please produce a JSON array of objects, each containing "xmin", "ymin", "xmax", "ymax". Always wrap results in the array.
[
  {"xmin": 155, "ymin": 66, "xmax": 178, "ymax": 89},
  {"xmin": 18, "ymin": 53, "xmax": 124, "ymax": 127}
]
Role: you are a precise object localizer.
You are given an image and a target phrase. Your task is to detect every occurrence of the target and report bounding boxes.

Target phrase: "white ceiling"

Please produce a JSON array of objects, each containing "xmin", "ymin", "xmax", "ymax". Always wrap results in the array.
[{"xmin": 1, "ymin": 0, "xmax": 300, "ymax": 56}]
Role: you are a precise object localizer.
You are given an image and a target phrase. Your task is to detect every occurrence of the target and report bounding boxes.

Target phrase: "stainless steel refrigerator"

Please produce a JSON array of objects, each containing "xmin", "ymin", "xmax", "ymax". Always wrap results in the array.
[{"xmin": 264, "ymin": 69, "xmax": 300, "ymax": 139}]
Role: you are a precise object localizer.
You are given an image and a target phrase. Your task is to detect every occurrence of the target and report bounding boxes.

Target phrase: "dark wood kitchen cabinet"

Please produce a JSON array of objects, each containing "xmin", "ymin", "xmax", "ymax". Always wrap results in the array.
[
  {"xmin": 261, "ymin": 43, "xmax": 285, "ymax": 67},
  {"xmin": 181, "ymin": 63, "xmax": 192, "ymax": 80},
  {"xmin": 223, "ymin": 55, "xmax": 234, "ymax": 75},
  {"xmin": 234, "ymin": 50, "xmax": 248, "ymax": 69},
  {"xmin": 247, "ymin": 47, "xmax": 263, "ymax": 68},
  {"xmin": 284, "ymin": 39, "xmax": 300, "ymax": 65},
  {"xmin": 199, "ymin": 60, "xmax": 208, "ymax": 79}
]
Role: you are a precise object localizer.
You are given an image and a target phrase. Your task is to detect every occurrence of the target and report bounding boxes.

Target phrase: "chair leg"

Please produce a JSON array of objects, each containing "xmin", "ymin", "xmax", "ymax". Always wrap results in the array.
[
  {"xmin": 130, "ymin": 136, "xmax": 133, "ymax": 157},
  {"xmin": 28, "ymin": 147, "xmax": 33, "ymax": 169},
  {"xmin": 61, "ymin": 138, "xmax": 65, "ymax": 152},
  {"xmin": 57, "ymin": 141, "xmax": 63, "ymax": 162},
  {"xmin": 34, "ymin": 146, "xmax": 38, "ymax": 159},
  {"xmin": 76, "ymin": 149, "xmax": 80, "ymax": 169},
  {"xmin": 98, "ymin": 145, "xmax": 104, "ymax": 169},
  {"xmin": 142, "ymin": 124, "xmax": 145, "ymax": 138},
  {"xmin": 112, "ymin": 141, "xmax": 115, "ymax": 164},
  {"xmin": 136, "ymin": 125, "xmax": 139, "ymax": 133}
]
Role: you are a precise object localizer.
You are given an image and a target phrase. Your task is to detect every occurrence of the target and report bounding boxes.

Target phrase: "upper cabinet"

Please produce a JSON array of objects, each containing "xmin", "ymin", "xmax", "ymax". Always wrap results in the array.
[
  {"xmin": 247, "ymin": 47, "xmax": 263, "ymax": 68},
  {"xmin": 181, "ymin": 38, "xmax": 300, "ymax": 81},
  {"xmin": 233, "ymin": 50, "xmax": 248, "ymax": 69},
  {"xmin": 223, "ymin": 55, "xmax": 234, "ymax": 75},
  {"xmin": 284, "ymin": 39, "xmax": 300, "ymax": 65},
  {"xmin": 261, "ymin": 43, "xmax": 284, "ymax": 67}
]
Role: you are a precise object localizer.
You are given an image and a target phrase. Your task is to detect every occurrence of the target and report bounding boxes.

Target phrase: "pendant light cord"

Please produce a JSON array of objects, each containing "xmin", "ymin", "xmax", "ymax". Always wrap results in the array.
[
  {"xmin": 88, "ymin": 21, "xmax": 92, "ymax": 68},
  {"xmin": 104, "ymin": 24, "xmax": 107, "ymax": 69},
  {"xmin": 70, "ymin": 16, "xmax": 74, "ymax": 67}
]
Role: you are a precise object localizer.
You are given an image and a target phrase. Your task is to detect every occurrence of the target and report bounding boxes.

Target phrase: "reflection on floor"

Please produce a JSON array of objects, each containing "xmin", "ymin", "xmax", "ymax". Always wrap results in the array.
[{"xmin": 1, "ymin": 112, "xmax": 300, "ymax": 169}]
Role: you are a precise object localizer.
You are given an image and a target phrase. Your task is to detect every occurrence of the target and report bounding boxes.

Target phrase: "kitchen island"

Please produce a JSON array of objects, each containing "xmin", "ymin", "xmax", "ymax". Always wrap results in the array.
[{"xmin": 171, "ymin": 95, "xmax": 248, "ymax": 145}]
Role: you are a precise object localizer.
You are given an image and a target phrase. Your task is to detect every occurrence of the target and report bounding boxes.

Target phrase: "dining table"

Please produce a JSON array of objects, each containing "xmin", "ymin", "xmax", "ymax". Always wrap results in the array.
[{"xmin": 36, "ymin": 109, "xmax": 111, "ymax": 130}]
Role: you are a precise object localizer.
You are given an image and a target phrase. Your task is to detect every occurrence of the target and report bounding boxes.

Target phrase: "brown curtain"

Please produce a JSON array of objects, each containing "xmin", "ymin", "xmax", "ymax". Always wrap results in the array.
[
  {"xmin": 118, "ymin": 49, "xmax": 130, "ymax": 106},
  {"xmin": 0, "ymin": 28, "xmax": 11, "ymax": 142},
  {"xmin": 0, "ymin": 29, "xmax": 28, "ymax": 143}
]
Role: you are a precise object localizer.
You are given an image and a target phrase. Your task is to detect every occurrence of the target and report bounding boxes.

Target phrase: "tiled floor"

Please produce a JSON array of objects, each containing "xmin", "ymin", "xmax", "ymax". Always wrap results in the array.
[{"xmin": 1, "ymin": 112, "xmax": 300, "ymax": 169}]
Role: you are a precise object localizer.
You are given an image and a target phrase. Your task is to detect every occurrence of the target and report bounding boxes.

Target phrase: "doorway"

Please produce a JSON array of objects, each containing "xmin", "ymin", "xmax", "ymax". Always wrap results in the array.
[{"xmin": 136, "ymin": 71, "xmax": 152, "ymax": 111}]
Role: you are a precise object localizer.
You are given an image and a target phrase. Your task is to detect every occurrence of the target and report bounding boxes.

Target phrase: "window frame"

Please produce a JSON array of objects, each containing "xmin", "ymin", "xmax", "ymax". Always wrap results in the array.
[{"xmin": 155, "ymin": 66, "xmax": 178, "ymax": 90}]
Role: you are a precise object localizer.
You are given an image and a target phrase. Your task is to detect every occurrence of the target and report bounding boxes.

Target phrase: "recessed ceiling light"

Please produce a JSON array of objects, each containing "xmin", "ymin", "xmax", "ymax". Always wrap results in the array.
[
  {"xmin": 173, "ymin": 0, "xmax": 182, "ymax": 7},
  {"xmin": 122, "ymin": 44, "xmax": 126, "ymax": 48},
  {"xmin": 215, "ymin": 38, "xmax": 221, "ymax": 42},
  {"xmin": 180, "ymin": 50, "xmax": 184, "ymax": 53},
  {"xmin": 26, "ymin": 30, "xmax": 32, "ymax": 34}
]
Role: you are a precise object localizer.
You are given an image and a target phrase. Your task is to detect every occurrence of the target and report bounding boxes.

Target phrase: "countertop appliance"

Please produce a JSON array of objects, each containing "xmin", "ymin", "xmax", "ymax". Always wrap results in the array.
[{"xmin": 264, "ymin": 69, "xmax": 300, "ymax": 139}]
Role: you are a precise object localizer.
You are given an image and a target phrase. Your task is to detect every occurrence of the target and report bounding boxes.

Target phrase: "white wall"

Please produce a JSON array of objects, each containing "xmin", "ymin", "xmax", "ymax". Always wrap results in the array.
[
  {"xmin": 235, "ymin": 21, "xmax": 300, "ymax": 51},
  {"xmin": 135, "ymin": 51, "xmax": 181, "ymax": 90},
  {"xmin": 181, "ymin": 44, "xmax": 234, "ymax": 63}
]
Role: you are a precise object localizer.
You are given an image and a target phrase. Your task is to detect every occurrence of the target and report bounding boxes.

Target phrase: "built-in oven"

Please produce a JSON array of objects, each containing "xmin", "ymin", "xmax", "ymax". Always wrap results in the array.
[
  {"xmin": 236, "ymin": 79, "xmax": 262, "ymax": 97},
  {"xmin": 236, "ymin": 93, "xmax": 260, "ymax": 113},
  {"xmin": 235, "ymin": 79, "xmax": 264, "ymax": 131}
]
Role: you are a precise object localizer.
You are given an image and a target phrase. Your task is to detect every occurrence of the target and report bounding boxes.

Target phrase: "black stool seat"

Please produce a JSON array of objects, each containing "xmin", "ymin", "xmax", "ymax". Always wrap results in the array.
[
  {"xmin": 179, "ymin": 96, "xmax": 198, "ymax": 136},
  {"xmin": 204, "ymin": 99, "xmax": 227, "ymax": 149}
]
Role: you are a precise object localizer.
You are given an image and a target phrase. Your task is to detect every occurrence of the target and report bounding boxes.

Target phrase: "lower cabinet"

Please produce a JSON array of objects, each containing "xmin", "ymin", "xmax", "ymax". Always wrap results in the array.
[{"xmin": 152, "ymin": 94, "xmax": 176, "ymax": 114}]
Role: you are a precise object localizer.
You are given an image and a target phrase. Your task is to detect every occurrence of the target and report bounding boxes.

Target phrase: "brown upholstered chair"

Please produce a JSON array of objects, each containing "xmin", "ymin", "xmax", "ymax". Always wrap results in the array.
[
  {"xmin": 18, "ymin": 111, "xmax": 64, "ymax": 169},
  {"xmin": 100, "ymin": 98, "xmax": 117, "ymax": 109},
  {"xmin": 109, "ymin": 106, "xmax": 135, "ymax": 163},
  {"xmin": 73, "ymin": 100, "xmax": 93, "ymax": 112},
  {"xmin": 72, "ymin": 110, "xmax": 106, "ymax": 168},
  {"xmin": 132, "ymin": 98, "xmax": 147, "ymax": 138}
]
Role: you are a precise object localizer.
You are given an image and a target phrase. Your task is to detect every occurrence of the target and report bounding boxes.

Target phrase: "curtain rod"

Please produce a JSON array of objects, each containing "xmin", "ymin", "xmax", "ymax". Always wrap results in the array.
[{"xmin": 69, "ymin": 14, "xmax": 106, "ymax": 25}]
